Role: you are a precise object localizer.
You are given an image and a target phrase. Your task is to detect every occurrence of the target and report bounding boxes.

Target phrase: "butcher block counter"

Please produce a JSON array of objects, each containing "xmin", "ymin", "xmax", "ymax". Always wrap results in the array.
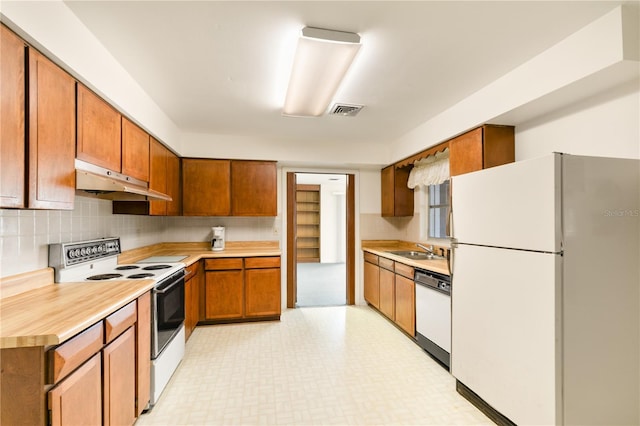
[
  {"xmin": 361, "ymin": 240, "xmax": 450, "ymax": 275},
  {"xmin": 118, "ymin": 241, "xmax": 281, "ymax": 265},
  {"xmin": 0, "ymin": 241, "xmax": 280, "ymax": 349},
  {"xmin": 0, "ymin": 278, "xmax": 154, "ymax": 349}
]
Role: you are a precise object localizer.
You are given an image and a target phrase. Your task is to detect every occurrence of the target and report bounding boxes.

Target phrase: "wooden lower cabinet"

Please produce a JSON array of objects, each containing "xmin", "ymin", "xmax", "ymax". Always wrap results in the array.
[
  {"xmin": 135, "ymin": 292, "xmax": 151, "ymax": 416},
  {"xmin": 363, "ymin": 252, "xmax": 417, "ymax": 337},
  {"xmin": 1, "ymin": 291, "xmax": 151, "ymax": 426},
  {"xmin": 379, "ymin": 267, "xmax": 395, "ymax": 320},
  {"xmin": 48, "ymin": 352, "xmax": 102, "ymax": 426},
  {"xmin": 184, "ymin": 262, "xmax": 202, "ymax": 341},
  {"xmin": 103, "ymin": 327, "xmax": 136, "ymax": 426},
  {"xmin": 205, "ymin": 269, "xmax": 244, "ymax": 320},
  {"xmin": 394, "ymin": 274, "xmax": 416, "ymax": 336},
  {"xmin": 363, "ymin": 257, "xmax": 380, "ymax": 309},
  {"xmin": 245, "ymin": 264, "xmax": 281, "ymax": 317},
  {"xmin": 204, "ymin": 256, "xmax": 281, "ymax": 322}
]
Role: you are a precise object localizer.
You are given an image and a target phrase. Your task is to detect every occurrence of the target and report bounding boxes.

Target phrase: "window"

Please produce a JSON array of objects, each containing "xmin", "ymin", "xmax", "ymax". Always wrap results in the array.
[{"xmin": 428, "ymin": 180, "xmax": 450, "ymax": 239}]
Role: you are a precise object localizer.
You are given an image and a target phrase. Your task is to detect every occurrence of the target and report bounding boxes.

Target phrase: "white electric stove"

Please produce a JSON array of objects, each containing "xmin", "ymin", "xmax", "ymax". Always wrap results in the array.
[{"xmin": 48, "ymin": 237, "xmax": 187, "ymax": 410}]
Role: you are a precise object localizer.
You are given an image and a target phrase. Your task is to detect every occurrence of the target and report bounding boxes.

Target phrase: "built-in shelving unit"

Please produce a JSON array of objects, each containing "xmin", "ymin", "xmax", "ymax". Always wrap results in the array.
[{"xmin": 296, "ymin": 184, "xmax": 320, "ymax": 263}]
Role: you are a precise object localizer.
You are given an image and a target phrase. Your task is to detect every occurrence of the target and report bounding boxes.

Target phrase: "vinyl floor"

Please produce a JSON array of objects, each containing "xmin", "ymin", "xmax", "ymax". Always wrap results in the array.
[{"xmin": 136, "ymin": 306, "xmax": 492, "ymax": 426}]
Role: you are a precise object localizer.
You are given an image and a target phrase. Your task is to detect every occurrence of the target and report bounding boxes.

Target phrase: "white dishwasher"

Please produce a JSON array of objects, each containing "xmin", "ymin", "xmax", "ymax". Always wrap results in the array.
[{"xmin": 415, "ymin": 269, "xmax": 451, "ymax": 369}]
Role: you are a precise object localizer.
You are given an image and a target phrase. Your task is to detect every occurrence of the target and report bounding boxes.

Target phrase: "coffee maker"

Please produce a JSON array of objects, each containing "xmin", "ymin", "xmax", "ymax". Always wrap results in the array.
[{"xmin": 211, "ymin": 226, "xmax": 225, "ymax": 251}]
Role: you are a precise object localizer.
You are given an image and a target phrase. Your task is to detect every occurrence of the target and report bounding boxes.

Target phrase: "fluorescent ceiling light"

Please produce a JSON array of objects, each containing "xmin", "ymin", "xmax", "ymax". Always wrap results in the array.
[{"xmin": 283, "ymin": 27, "xmax": 361, "ymax": 117}]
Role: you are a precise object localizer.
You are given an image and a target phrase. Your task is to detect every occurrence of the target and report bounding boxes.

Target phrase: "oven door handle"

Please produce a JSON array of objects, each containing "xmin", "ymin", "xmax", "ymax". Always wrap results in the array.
[{"xmin": 153, "ymin": 277, "xmax": 184, "ymax": 295}]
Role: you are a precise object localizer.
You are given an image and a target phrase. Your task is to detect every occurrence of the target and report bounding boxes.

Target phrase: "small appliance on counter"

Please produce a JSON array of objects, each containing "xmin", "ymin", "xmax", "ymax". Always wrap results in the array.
[{"xmin": 211, "ymin": 226, "xmax": 225, "ymax": 251}]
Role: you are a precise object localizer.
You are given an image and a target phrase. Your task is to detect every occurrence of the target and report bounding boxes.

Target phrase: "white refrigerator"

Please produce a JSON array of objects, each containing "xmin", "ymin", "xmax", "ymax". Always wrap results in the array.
[{"xmin": 450, "ymin": 153, "xmax": 639, "ymax": 426}]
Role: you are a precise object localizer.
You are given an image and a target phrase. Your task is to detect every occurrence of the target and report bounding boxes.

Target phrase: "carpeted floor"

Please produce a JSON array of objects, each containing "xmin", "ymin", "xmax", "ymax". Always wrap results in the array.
[{"xmin": 296, "ymin": 262, "xmax": 346, "ymax": 306}]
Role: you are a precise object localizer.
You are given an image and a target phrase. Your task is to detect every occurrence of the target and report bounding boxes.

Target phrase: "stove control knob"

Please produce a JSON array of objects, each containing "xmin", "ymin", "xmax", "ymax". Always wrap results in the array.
[
  {"xmin": 68, "ymin": 249, "xmax": 75, "ymax": 259},
  {"xmin": 92, "ymin": 246, "xmax": 98, "ymax": 254},
  {"xmin": 80, "ymin": 248, "xmax": 86, "ymax": 256},
  {"xmin": 75, "ymin": 249, "xmax": 81, "ymax": 257}
]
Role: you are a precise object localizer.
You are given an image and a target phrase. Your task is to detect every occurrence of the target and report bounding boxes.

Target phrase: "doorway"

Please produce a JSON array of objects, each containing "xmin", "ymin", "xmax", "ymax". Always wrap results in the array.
[{"xmin": 286, "ymin": 172, "xmax": 355, "ymax": 308}]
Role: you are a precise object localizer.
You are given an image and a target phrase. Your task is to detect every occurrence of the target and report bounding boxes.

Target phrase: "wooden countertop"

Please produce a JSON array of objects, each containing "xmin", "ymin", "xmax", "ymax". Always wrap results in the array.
[
  {"xmin": 1, "ymin": 241, "xmax": 280, "ymax": 349},
  {"xmin": 117, "ymin": 241, "xmax": 281, "ymax": 266},
  {"xmin": 0, "ymin": 279, "xmax": 154, "ymax": 349},
  {"xmin": 361, "ymin": 240, "xmax": 450, "ymax": 275}
]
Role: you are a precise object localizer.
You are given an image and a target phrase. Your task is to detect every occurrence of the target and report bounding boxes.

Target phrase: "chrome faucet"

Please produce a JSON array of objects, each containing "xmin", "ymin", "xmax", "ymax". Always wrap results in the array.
[{"xmin": 416, "ymin": 243, "xmax": 434, "ymax": 254}]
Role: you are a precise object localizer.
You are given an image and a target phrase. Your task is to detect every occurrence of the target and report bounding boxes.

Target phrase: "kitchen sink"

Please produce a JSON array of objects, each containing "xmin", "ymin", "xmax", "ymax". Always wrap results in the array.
[{"xmin": 386, "ymin": 250, "xmax": 444, "ymax": 261}]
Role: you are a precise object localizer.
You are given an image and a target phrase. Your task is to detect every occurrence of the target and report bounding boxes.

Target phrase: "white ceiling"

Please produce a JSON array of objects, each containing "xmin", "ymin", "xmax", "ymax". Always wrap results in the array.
[{"xmin": 64, "ymin": 1, "xmax": 625, "ymax": 147}]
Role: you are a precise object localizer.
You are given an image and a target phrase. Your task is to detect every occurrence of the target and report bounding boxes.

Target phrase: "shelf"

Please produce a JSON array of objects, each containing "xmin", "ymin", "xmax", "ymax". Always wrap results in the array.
[{"xmin": 296, "ymin": 184, "xmax": 320, "ymax": 262}]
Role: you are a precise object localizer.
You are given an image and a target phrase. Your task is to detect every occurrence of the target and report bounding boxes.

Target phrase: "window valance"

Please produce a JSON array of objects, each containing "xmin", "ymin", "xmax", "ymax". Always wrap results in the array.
[{"xmin": 407, "ymin": 148, "xmax": 450, "ymax": 188}]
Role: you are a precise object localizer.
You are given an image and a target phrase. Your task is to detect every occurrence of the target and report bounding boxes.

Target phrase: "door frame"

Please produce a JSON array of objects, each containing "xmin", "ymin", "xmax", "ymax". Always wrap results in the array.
[{"xmin": 286, "ymin": 172, "xmax": 355, "ymax": 308}]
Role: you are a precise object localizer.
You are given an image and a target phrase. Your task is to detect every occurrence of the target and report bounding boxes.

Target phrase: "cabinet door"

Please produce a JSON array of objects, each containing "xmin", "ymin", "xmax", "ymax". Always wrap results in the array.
[
  {"xmin": 182, "ymin": 159, "xmax": 230, "ymax": 216},
  {"xmin": 184, "ymin": 263, "xmax": 200, "ymax": 340},
  {"xmin": 381, "ymin": 165, "xmax": 413, "ymax": 217},
  {"xmin": 77, "ymin": 84, "xmax": 121, "ymax": 171},
  {"xmin": 48, "ymin": 352, "xmax": 102, "ymax": 426},
  {"xmin": 395, "ymin": 274, "xmax": 415, "ymax": 336},
  {"xmin": 135, "ymin": 292, "xmax": 151, "ymax": 416},
  {"xmin": 0, "ymin": 26, "xmax": 25, "ymax": 208},
  {"xmin": 166, "ymin": 150, "xmax": 181, "ymax": 216},
  {"xmin": 363, "ymin": 261, "xmax": 380, "ymax": 309},
  {"xmin": 148, "ymin": 138, "xmax": 168, "ymax": 216},
  {"xmin": 103, "ymin": 327, "xmax": 136, "ymax": 426},
  {"xmin": 205, "ymin": 270, "xmax": 243, "ymax": 319},
  {"xmin": 449, "ymin": 127, "xmax": 483, "ymax": 177},
  {"xmin": 121, "ymin": 117, "xmax": 150, "ymax": 182},
  {"xmin": 245, "ymin": 268, "xmax": 281, "ymax": 317},
  {"xmin": 379, "ymin": 267, "xmax": 395, "ymax": 320},
  {"xmin": 380, "ymin": 166, "xmax": 394, "ymax": 216},
  {"xmin": 28, "ymin": 49, "xmax": 75, "ymax": 210},
  {"xmin": 231, "ymin": 160, "xmax": 277, "ymax": 216}
]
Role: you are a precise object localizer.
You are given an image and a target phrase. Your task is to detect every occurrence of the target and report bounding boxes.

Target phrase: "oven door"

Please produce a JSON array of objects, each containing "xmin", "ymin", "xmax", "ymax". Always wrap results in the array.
[{"xmin": 151, "ymin": 269, "xmax": 185, "ymax": 359}]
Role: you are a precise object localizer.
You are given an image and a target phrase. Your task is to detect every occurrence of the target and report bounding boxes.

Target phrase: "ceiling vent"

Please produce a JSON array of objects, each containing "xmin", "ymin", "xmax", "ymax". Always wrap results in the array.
[{"xmin": 329, "ymin": 103, "xmax": 363, "ymax": 117}]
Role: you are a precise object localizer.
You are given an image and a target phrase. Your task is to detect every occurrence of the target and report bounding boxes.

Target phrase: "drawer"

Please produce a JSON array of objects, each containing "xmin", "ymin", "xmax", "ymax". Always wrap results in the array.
[
  {"xmin": 185, "ymin": 262, "xmax": 199, "ymax": 280},
  {"xmin": 245, "ymin": 256, "xmax": 280, "ymax": 269},
  {"xmin": 363, "ymin": 252, "xmax": 378, "ymax": 265},
  {"xmin": 104, "ymin": 301, "xmax": 137, "ymax": 344},
  {"xmin": 204, "ymin": 258, "xmax": 243, "ymax": 271},
  {"xmin": 379, "ymin": 257, "xmax": 395, "ymax": 271},
  {"xmin": 395, "ymin": 262, "xmax": 415, "ymax": 280},
  {"xmin": 47, "ymin": 322, "xmax": 103, "ymax": 384}
]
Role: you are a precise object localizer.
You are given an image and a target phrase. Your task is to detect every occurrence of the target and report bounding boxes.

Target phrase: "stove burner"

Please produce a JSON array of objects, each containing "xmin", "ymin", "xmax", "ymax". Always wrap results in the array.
[
  {"xmin": 128, "ymin": 273, "xmax": 155, "ymax": 279},
  {"xmin": 143, "ymin": 265, "xmax": 172, "ymax": 270},
  {"xmin": 115, "ymin": 265, "xmax": 139, "ymax": 270},
  {"xmin": 86, "ymin": 273, "xmax": 124, "ymax": 281}
]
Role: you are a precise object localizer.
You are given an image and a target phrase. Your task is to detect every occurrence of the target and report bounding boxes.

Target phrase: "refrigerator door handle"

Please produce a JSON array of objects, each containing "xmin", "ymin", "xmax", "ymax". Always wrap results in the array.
[{"xmin": 448, "ymin": 238, "xmax": 457, "ymax": 276}]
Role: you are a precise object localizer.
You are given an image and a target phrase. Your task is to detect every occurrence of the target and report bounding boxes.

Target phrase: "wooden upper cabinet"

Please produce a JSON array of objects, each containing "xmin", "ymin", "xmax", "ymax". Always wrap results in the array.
[
  {"xmin": 121, "ymin": 117, "xmax": 150, "ymax": 182},
  {"xmin": 148, "ymin": 137, "xmax": 168, "ymax": 216},
  {"xmin": 166, "ymin": 150, "xmax": 181, "ymax": 216},
  {"xmin": 449, "ymin": 125, "xmax": 515, "ymax": 177},
  {"xmin": 28, "ymin": 48, "xmax": 76, "ymax": 210},
  {"xmin": 182, "ymin": 158, "xmax": 231, "ymax": 216},
  {"xmin": 381, "ymin": 165, "xmax": 413, "ymax": 217},
  {"xmin": 77, "ymin": 84, "xmax": 122, "ymax": 172},
  {"xmin": 231, "ymin": 160, "xmax": 277, "ymax": 216},
  {"xmin": 0, "ymin": 26, "xmax": 26, "ymax": 208}
]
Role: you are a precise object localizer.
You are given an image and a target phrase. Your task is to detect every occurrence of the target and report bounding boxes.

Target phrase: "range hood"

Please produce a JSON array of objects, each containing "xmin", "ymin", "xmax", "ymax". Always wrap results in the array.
[{"xmin": 75, "ymin": 159, "xmax": 172, "ymax": 202}]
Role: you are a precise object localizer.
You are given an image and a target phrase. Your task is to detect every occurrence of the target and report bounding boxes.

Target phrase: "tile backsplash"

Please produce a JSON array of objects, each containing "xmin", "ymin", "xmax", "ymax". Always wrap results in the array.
[{"xmin": 0, "ymin": 195, "xmax": 280, "ymax": 278}]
